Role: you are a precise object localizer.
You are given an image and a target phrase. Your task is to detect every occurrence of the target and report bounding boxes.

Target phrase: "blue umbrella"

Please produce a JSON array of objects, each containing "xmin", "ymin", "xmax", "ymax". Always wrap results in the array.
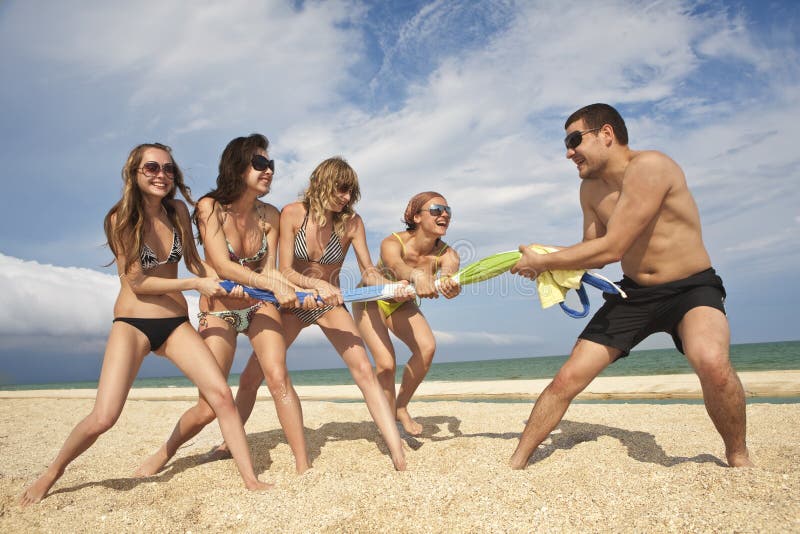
[{"xmin": 218, "ymin": 280, "xmax": 410, "ymax": 304}]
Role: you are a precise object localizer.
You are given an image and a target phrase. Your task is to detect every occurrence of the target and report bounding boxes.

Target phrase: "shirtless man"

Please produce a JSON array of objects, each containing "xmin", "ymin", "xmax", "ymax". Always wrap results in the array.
[{"xmin": 509, "ymin": 103, "xmax": 753, "ymax": 469}]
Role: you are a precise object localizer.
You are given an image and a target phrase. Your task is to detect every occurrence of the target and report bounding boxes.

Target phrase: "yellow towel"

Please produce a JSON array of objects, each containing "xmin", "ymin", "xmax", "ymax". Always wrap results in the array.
[{"xmin": 528, "ymin": 246, "xmax": 585, "ymax": 309}]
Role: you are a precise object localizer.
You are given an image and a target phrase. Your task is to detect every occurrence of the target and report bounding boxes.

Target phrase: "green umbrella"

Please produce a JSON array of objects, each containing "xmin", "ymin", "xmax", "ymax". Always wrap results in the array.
[{"xmin": 446, "ymin": 250, "xmax": 522, "ymax": 286}]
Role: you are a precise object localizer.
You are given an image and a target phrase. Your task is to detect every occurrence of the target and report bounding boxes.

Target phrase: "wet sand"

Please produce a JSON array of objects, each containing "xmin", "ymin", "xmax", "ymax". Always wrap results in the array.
[{"xmin": 1, "ymin": 373, "xmax": 798, "ymax": 532}]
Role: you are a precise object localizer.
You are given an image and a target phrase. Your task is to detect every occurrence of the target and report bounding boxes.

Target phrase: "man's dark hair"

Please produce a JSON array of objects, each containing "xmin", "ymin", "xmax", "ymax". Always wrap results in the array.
[{"xmin": 565, "ymin": 103, "xmax": 628, "ymax": 145}]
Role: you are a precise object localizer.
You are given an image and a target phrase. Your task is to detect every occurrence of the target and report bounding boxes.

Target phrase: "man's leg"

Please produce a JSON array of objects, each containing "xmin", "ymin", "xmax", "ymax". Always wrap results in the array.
[
  {"xmin": 677, "ymin": 306, "xmax": 753, "ymax": 467},
  {"xmin": 509, "ymin": 339, "xmax": 618, "ymax": 469}
]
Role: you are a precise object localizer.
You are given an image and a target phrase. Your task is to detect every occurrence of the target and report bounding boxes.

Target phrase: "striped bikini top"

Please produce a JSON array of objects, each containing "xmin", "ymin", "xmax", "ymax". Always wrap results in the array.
[
  {"xmin": 140, "ymin": 226, "xmax": 183, "ymax": 270},
  {"xmin": 293, "ymin": 212, "xmax": 345, "ymax": 265}
]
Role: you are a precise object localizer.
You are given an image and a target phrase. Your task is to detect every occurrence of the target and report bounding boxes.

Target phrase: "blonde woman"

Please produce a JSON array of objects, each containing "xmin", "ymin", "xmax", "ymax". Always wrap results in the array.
[
  {"xmin": 20, "ymin": 143, "xmax": 269, "ymax": 506},
  {"xmin": 219, "ymin": 156, "xmax": 407, "ymax": 470},
  {"xmin": 135, "ymin": 134, "xmax": 317, "ymax": 477},
  {"xmin": 354, "ymin": 192, "xmax": 460, "ymax": 435}
]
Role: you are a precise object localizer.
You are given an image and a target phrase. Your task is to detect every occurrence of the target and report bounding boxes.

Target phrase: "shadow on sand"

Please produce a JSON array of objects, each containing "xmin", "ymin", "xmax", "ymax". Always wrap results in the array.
[{"xmin": 49, "ymin": 414, "xmax": 723, "ymax": 497}]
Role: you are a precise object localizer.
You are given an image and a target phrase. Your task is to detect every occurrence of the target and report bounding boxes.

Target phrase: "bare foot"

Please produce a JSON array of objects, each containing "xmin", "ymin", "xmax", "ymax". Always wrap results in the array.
[
  {"xmin": 245, "ymin": 478, "xmax": 274, "ymax": 491},
  {"xmin": 134, "ymin": 445, "xmax": 171, "ymax": 477},
  {"xmin": 392, "ymin": 453, "xmax": 407, "ymax": 471},
  {"xmin": 296, "ymin": 462, "xmax": 311, "ymax": 475},
  {"xmin": 19, "ymin": 470, "xmax": 60, "ymax": 507},
  {"xmin": 396, "ymin": 408, "xmax": 423, "ymax": 436},
  {"xmin": 508, "ymin": 451, "xmax": 530, "ymax": 470},
  {"xmin": 727, "ymin": 449, "xmax": 755, "ymax": 467},
  {"xmin": 200, "ymin": 445, "xmax": 232, "ymax": 464}
]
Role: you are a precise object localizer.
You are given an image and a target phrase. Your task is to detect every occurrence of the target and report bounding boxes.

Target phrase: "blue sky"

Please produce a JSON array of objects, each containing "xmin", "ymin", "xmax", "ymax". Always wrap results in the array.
[{"xmin": 1, "ymin": 0, "xmax": 798, "ymax": 384}]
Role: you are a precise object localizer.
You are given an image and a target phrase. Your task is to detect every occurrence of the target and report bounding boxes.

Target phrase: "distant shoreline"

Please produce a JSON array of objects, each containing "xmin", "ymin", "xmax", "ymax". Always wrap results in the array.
[
  {"xmin": 3, "ymin": 340, "xmax": 797, "ymax": 391},
  {"xmin": 2, "ymin": 370, "xmax": 798, "ymax": 401}
]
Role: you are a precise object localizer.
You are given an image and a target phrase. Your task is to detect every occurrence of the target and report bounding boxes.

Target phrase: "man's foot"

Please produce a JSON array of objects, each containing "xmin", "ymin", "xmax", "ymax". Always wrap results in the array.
[
  {"xmin": 727, "ymin": 449, "xmax": 755, "ymax": 467},
  {"xmin": 134, "ymin": 446, "xmax": 171, "ymax": 477},
  {"xmin": 508, "ymin": 450, "xmax": 530, "ymax": 470},
  {"xmin": 19, "ymin": 470, "xmax": 59, "ymax": 507},
  {"xmin": 200, "ymin": 445, "xmax": 232, "ymax": 464},
  {"xmin": 396, "ymin": 408, "xmax": 423, "ymax": 436}
]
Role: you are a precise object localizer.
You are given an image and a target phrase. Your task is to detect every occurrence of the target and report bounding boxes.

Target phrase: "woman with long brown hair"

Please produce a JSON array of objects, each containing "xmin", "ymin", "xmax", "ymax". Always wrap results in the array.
[
  {"xmin": 134, "ymin": 134, "xmax": 317, "ymax": 477},
  {"xmin": 20, "ymin": 143, "xmax": 270, "ymax": 506},
  {"xmin": 216, "ymin": 156, "xmax": 408, "ymax": 470}
]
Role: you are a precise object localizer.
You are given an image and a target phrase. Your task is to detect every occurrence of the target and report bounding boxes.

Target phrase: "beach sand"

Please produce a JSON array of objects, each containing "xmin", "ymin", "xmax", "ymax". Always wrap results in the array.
[{"xmin": 1, "ymin": 373, "xmax": 799, "ymax": 532}]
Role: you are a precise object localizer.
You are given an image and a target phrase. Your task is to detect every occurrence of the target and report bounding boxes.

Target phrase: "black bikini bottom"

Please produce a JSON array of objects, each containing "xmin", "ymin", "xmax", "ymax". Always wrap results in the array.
[{"xmin": 113, "ymin": 316, "xmax": 189, "ymax": 351}]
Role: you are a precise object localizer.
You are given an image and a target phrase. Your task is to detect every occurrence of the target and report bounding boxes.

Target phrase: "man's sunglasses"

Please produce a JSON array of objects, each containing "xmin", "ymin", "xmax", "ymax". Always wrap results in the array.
[
  {"xmin": 140, "ymin": 161, "xmax": 175, "ymax": 178},
  {"xmin": 564, "ymin": 127, "xmax": 601, "ymax": 150},
  {"xmin": 424, "ymin": 204, "xmax": 452, "ymax": 217},
  {"xmin": 252, "ymin": 154, "xmax": 275, "ymax": 172}
]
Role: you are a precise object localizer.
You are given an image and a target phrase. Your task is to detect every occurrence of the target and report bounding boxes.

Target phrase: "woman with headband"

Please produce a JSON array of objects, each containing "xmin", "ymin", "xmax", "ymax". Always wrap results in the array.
[{"xmin": 354, "ymin": 191, "xmax": 460, "ymax": 435}]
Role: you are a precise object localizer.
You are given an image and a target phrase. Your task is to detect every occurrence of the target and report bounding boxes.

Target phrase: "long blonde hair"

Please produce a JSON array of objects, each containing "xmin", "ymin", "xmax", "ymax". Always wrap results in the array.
[
  {"xmin": 104, "ymin": 142, "xmax": 202, "ymax": 273},
  {"xmin": 301, "ymin": 156, "xmax": 361, "ymax": 235}
]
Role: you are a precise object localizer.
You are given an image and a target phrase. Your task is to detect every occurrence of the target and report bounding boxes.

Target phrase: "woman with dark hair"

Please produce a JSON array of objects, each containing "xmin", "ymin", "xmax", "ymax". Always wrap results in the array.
[
  {"xmin": 20, "ymin": 143, "xmax": 269, "ymax": 506},
  {"xmin": 354, "ymin": 192, "xmax": 460, "ymax": 435},
  {"xmin": 135, "ymin": 134, "xmax": 318, "ymax": 477},
  {"xmin": 216, "ymin": 156, "xmax": 408, "ymax": 470}
]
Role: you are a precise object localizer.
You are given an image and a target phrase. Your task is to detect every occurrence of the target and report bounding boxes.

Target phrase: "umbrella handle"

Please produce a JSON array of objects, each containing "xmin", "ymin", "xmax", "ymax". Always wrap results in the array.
[
  {"xmin": 581, "ymin": 272, "xmax": 627, "ymax": 298},
  {"xmin": 432, "ymin": 273, "xmax": 460, "ymax": 292},
  {"xmin": 559, "ymin": 284, "xmax": 591, "ymax": 318},
  {"xmin": 219, "ymin": 280, "xmax": 320, "ymax": 304}
]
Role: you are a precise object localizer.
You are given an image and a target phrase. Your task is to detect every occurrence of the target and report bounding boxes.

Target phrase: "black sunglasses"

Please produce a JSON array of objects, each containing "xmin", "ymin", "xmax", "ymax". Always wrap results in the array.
[
  {"xmin": 252, "ymin": 154, "xmax": 275, "ymax": 172},
  {"xmin": 564, "ymin": 127, "xmax": 601, "ymax": 150},
  {"xmin": 424, "ymin": 203, "xmax": 452, "ymax": 217},
  {"xmin": 140, "ymin": 161, "xmax": 175, "ymax": 178}
]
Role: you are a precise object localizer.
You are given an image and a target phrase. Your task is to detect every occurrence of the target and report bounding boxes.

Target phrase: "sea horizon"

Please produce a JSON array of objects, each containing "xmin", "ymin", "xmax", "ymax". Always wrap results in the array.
[{"xmin": 1, "ymin": 339, "xmax": 797, "ymax": 392}]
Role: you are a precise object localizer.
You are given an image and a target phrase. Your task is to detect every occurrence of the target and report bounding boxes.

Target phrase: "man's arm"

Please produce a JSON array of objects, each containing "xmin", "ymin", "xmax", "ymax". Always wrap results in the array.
[
  {"xmin": 580, "ymin": 183, "xmax": 602, "ymax": 243},
  {"xmin": 513, "ymin": 152, "xmax": 673, "ymax": 275}
]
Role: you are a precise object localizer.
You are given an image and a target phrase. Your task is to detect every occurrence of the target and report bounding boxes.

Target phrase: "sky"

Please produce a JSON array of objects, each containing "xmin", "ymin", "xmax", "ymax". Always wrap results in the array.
[{"xmin": 1, "ymin": 0, "xmax": 798, "ymax": 385}]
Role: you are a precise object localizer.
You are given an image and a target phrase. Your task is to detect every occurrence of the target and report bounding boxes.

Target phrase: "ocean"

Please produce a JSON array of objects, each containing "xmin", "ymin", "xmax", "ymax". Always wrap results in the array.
[{"xmin": 2, "ymin": 340, "xmax": 797, "ymax": 392}]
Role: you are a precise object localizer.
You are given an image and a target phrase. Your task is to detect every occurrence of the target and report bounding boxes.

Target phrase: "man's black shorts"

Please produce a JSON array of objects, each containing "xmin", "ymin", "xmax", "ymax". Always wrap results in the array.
[{"xmin": 578, "ymin": 268, "xmax": 726, "ymax": 358}]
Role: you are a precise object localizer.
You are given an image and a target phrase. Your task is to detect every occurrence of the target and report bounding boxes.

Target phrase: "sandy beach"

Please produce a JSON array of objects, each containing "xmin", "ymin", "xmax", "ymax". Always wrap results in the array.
[{"xmin": 2, "ymin": 372, "xmax": 799, "ymax": 532}]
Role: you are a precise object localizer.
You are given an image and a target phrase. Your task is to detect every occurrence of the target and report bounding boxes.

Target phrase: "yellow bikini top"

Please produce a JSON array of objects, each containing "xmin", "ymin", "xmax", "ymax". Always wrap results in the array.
[{"xmin": 378, "ymin": 232, "xmax": 448, "ymax": 280}]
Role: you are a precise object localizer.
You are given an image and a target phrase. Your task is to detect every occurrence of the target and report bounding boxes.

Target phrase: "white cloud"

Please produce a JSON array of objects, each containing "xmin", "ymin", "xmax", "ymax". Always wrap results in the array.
[
  {"xmin": 274, "ymin": 0, "xmax": 800, "ymax": 260},
  {"xmin": 0, "ymin": 254, "xmax": 117, "ymax": 337},
  {"xmin": 2, "ymin": 0, "xmax": 799, "ymax": 365},
  {"xmin": 0, "ymin": 254, "xmax": 200, "ymax": 349},
  {"xmin": 433, "ymin": 330, "xmax": 541, "ymax": 346},
  {"xmin": 0, "ymin": 0, "xmax": 367, "ymax": 135},
  {"xmin": 0, "ymin": 252, "xmax": 538, "ymax": 352},
  {"xmin": 695, "ymin": 11, "xmax": 773, "ymax": 69},
  {"xmin": 723, "ymin": 231, "xmax": 794, "ymax": 254}
]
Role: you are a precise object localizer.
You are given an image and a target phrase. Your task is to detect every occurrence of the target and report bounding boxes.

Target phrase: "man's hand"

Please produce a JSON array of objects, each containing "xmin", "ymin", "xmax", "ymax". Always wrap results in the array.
[{"xmin": 510, "ymin": 245, "xmax": 548, "ymax": 280}]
